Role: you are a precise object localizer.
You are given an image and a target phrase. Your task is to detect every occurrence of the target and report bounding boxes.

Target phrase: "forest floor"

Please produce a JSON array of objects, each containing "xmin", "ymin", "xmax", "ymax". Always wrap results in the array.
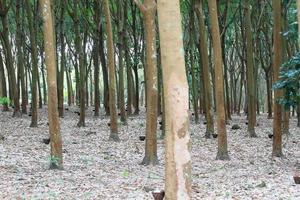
[{"xmin": 0, "ymin": 106, "xmax": 299, "ymax": 200}]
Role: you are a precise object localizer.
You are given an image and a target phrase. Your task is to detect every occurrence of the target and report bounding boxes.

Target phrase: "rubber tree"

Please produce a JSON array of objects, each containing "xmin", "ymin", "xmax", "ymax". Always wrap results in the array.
[
  {"xmin": 58, "ymin": 0, "xmax": 66, "ymax": 118},
  {"xmin": 208, "ymin": 0, "xmax": 230, "ymax": 160},
  {"xmin": 104, "ymin": 0, "xmax": 119, "ymax": 141},
  {"xmin": 134, "ymin": 0, "xmax": 159, "ymax": 165},
  {"xmin": 157, "ymin": 0, "xmax": 192, "ymax": 199},
  {"xmin": 25, "ymin": 0, "xmax": 39, "ymax": 126},
  {"xmin": 196, "ymin": 0, "xmax": 215, "ymax": 138},
  {"xmin": 16, "ymin": 0, "xmax": 27, "ymax": 114},
  {"xmin": 117, "ymin": 0, "xmax": 127, "ymax": 124},
  {"xmin": 40, "ymin": 0, "xmax": 63, "ymax": 169},
  {"xmin": 0, "ymin": 0, "xmax": 21, "ymax": 117},
  {"xmin": 297, "ymin": 0, "xmax": 300, "ymax": 128},
  {"xmin": 272, "ymin": 0, "xmax": 283, "ymax": 157},
  {"xmin": 245, "ymin": 0, "xmax": 257, "ymax": 137}
]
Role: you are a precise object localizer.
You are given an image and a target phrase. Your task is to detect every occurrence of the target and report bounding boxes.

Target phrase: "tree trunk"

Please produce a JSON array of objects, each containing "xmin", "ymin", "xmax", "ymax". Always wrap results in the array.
[
  {"xmin": 0, "ymin": 52, "xmax": 9, "ymax": 111},
  {"xmin": 0, "ymin": 2, "xmax": 21, "ymax": 117},
  {"xmin": 40, "ymin": 0, "xmax": 63, "ymax": 170},
  {"xmin": 16, "ymin": 0, "xmax": 27, "ymax": 114},
  {"xmin": 104, "ymin": 0, "xmax": 119, "ymax": 141},
  {"xmin": 25, "ymin": 0, "xmax": 39, "ymax": 126},
  {"xmin": 208, "ymin": 0, "xmax": 230, "ymax": 160},
  {"xmin": 272, "ymin": 0, "xmax": 283, "ymax": 157},
  {"xmin": 117, "ymin": 0, "xmax": 127, "ymax": 124},
  {"xmin": 99, "ymin": 23, "xmax": 110, "ymax": 115},
  {"xmin": 135, "ymin": 0, "xmax": 159, "ymax": 165},
  {"xmin": 196, "ymin": 0, "xmax": 215, "ymax": 138},
  {"xmin": 58, "ymin": 1, "xmax": 65, "ymax": 117},
  {"xmin": 157, "ymin": 0, "xmax": 192, "ymax": 198},
  {"xmin": 245, "ymin": 0, "xmax": 257, "ymax": 137},
  {"xmin": 93, "ymin": 1, "xmax": 100, "ymax": 117}
]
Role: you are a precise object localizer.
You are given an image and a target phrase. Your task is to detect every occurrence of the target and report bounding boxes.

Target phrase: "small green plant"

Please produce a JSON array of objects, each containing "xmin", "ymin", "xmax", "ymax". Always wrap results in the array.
[
  {"xmin": 0, "ymin": 97, "xmax": 10, "ymax": 105},
  {"xmin": 49, "ymin": 156, "xmax": 60, "ymax": 167},
  {"xmin": 122, "ymin": 170, "xmax": 129, "ymax": 178}
]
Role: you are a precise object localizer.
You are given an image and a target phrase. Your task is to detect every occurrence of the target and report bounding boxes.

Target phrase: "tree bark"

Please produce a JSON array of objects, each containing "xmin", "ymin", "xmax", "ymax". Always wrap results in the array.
[
  {"xmin": 272, "ymin": 0, "xmax": 283, "ymax": 157},
  {"xmin": 157, "ymin": 0, "xmax": 192, "ymax": 198},
  {"xmin": 196, "ymin": 0, "xmax": 215, "ymax": 138},
  {"xmin": 25, "ymin": 0, "xmax": 39, "ymax": 126},
  {"xmin": 58, "ymin": 0, "xmax": 65, "ymax": 118},
  {"xmin": 208, "ymin": 0, "xmax": 230, "ymax": 160},
  {"xmin": 135, "ymin": 0, "xmax": 159, "ymax": 165},
  {"xmin": 245, "ymin": 0, "xmax": 257, "ymax": 137},
  {"xmin": 104, "ymin": 0, "xmax": 119, "ymax": 141},
  {"xmin": 40, "ymin": 0, "xmax": 63, "ymax": 169},
  {"xmin": 0, "ymin": 2, "xmax": 21, "ymax": 117}
]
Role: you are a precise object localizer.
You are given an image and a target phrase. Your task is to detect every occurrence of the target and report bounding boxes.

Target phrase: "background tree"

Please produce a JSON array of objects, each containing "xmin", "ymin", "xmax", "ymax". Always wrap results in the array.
[
  {"xmin": 272, "ymin": 0, "xmax": 283, "ymax": 157},
  {"xmin": 134, "ymin": 0, "xmax": 159, "ymax": 165},
  {"xmin": 208, "ymin": 0, "xmax": 230, "ymax": 160},
  {"xmin": 245, "ymin": 0, "xmax": 257, "ymax": 137},
  {"xmin": 104, "ymin": 0, "xmax": 119, "ymax": 141}
]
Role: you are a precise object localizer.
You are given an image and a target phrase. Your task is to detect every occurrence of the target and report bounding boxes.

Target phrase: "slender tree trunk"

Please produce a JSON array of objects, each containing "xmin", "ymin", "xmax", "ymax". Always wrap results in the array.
[
  {"xmin": 272, "ymin": 0, "xmax": 283, "ymax": 157},
  {"xmin": 297, "ymin": 0, "xmax": 300, "ymax": 128},
  {"xmin": 196, "ymin": 0, "xmax": 214, "ymax": 138},
  {"xmin": 104, "ymin": 0, "xmax": 119, "ymax": 141},
  {"xmin": 25, "ymin": 0, "xmax": 39, "ymax": 126},
  {"xmin": 16, "ymin": 0, "xmax": 27, "ymax": 114},
  {"xmin": 93, "ymin": 1, "xmax": 101, "ymax": 117},
  {"xmin": 135, "ymin": 0, "xmax": 159, "ymax": 165},
  {"xmin": 99, "ymin": 23, "xmax": 110, "ymax": 115},
  {"xmin": 58, "ymin": 1, "xmax": 65, "ymax": 117},
  {"xmin": 208, "ymin": 0, "xmax": 230, "ymax": 160},
  {"xmin": 0, "ymin": 52, "xmax": 9, "ymax": 111},
  {"xmin": 132, "ymin": 4, "xmax": 140, "ymax": 115},
  {"xmin": 117, "ymin": 0, "xmax": 127, "ymax": 124},
  {"xmin": 40, "ymin": 49, "xmax": 47, "ymax": 105},
  {"xmin": 125, "ymin": 5, "xmax": 134, "ymax": 116},
  {"xmin": 188, "ymin": 6, "xmax": 199, "ymax": 123},
  {"xmin": 245, "ymin": 0, "xmax": 257, "ymax": 137},
  {"xmin": 40, "ymin": 0, "xmax": 63, "ymax": 169},
  {"xmin": 157, "ymin": 1, "xmax": 192, "ymax": 198},
  {"xmin": 0, "ymin": 2, "xmax": 21, "ymax": 117}
]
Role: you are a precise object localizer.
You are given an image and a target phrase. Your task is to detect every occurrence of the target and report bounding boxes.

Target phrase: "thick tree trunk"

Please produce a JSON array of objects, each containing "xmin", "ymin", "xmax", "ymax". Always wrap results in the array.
[{"xmin": 157, "ymin": 0, "xmax": 192, "ymax": 198}]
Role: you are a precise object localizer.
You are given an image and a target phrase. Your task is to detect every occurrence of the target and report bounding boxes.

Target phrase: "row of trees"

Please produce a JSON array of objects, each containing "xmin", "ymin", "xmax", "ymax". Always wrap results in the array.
[{"xmin": 1, "ymin": 0, "xmax": 300, "ymax": 198}]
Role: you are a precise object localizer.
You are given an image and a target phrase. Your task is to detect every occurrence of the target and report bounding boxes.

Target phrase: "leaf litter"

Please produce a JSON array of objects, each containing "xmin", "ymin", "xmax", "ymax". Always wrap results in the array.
[{"xmin": 0, "ymin": 106, "xmax": 299, "ymax": 199}]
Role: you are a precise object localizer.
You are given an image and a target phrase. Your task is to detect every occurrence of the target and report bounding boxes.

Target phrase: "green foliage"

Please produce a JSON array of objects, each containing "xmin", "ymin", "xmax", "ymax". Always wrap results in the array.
[
  {"xmin": 49, "ymin": 156, "xmax": 60, "ymax": 167},
  {"xmin": 0, "ymin": 97, "xmax": 10, "ymax": 105},
  {"xmin": 122, "ymin": 169, "xmax": 129, "ymax": 178},
  {"xmin": 273, "ymin": 52, "xmax": 300, "ymax": 109}
]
